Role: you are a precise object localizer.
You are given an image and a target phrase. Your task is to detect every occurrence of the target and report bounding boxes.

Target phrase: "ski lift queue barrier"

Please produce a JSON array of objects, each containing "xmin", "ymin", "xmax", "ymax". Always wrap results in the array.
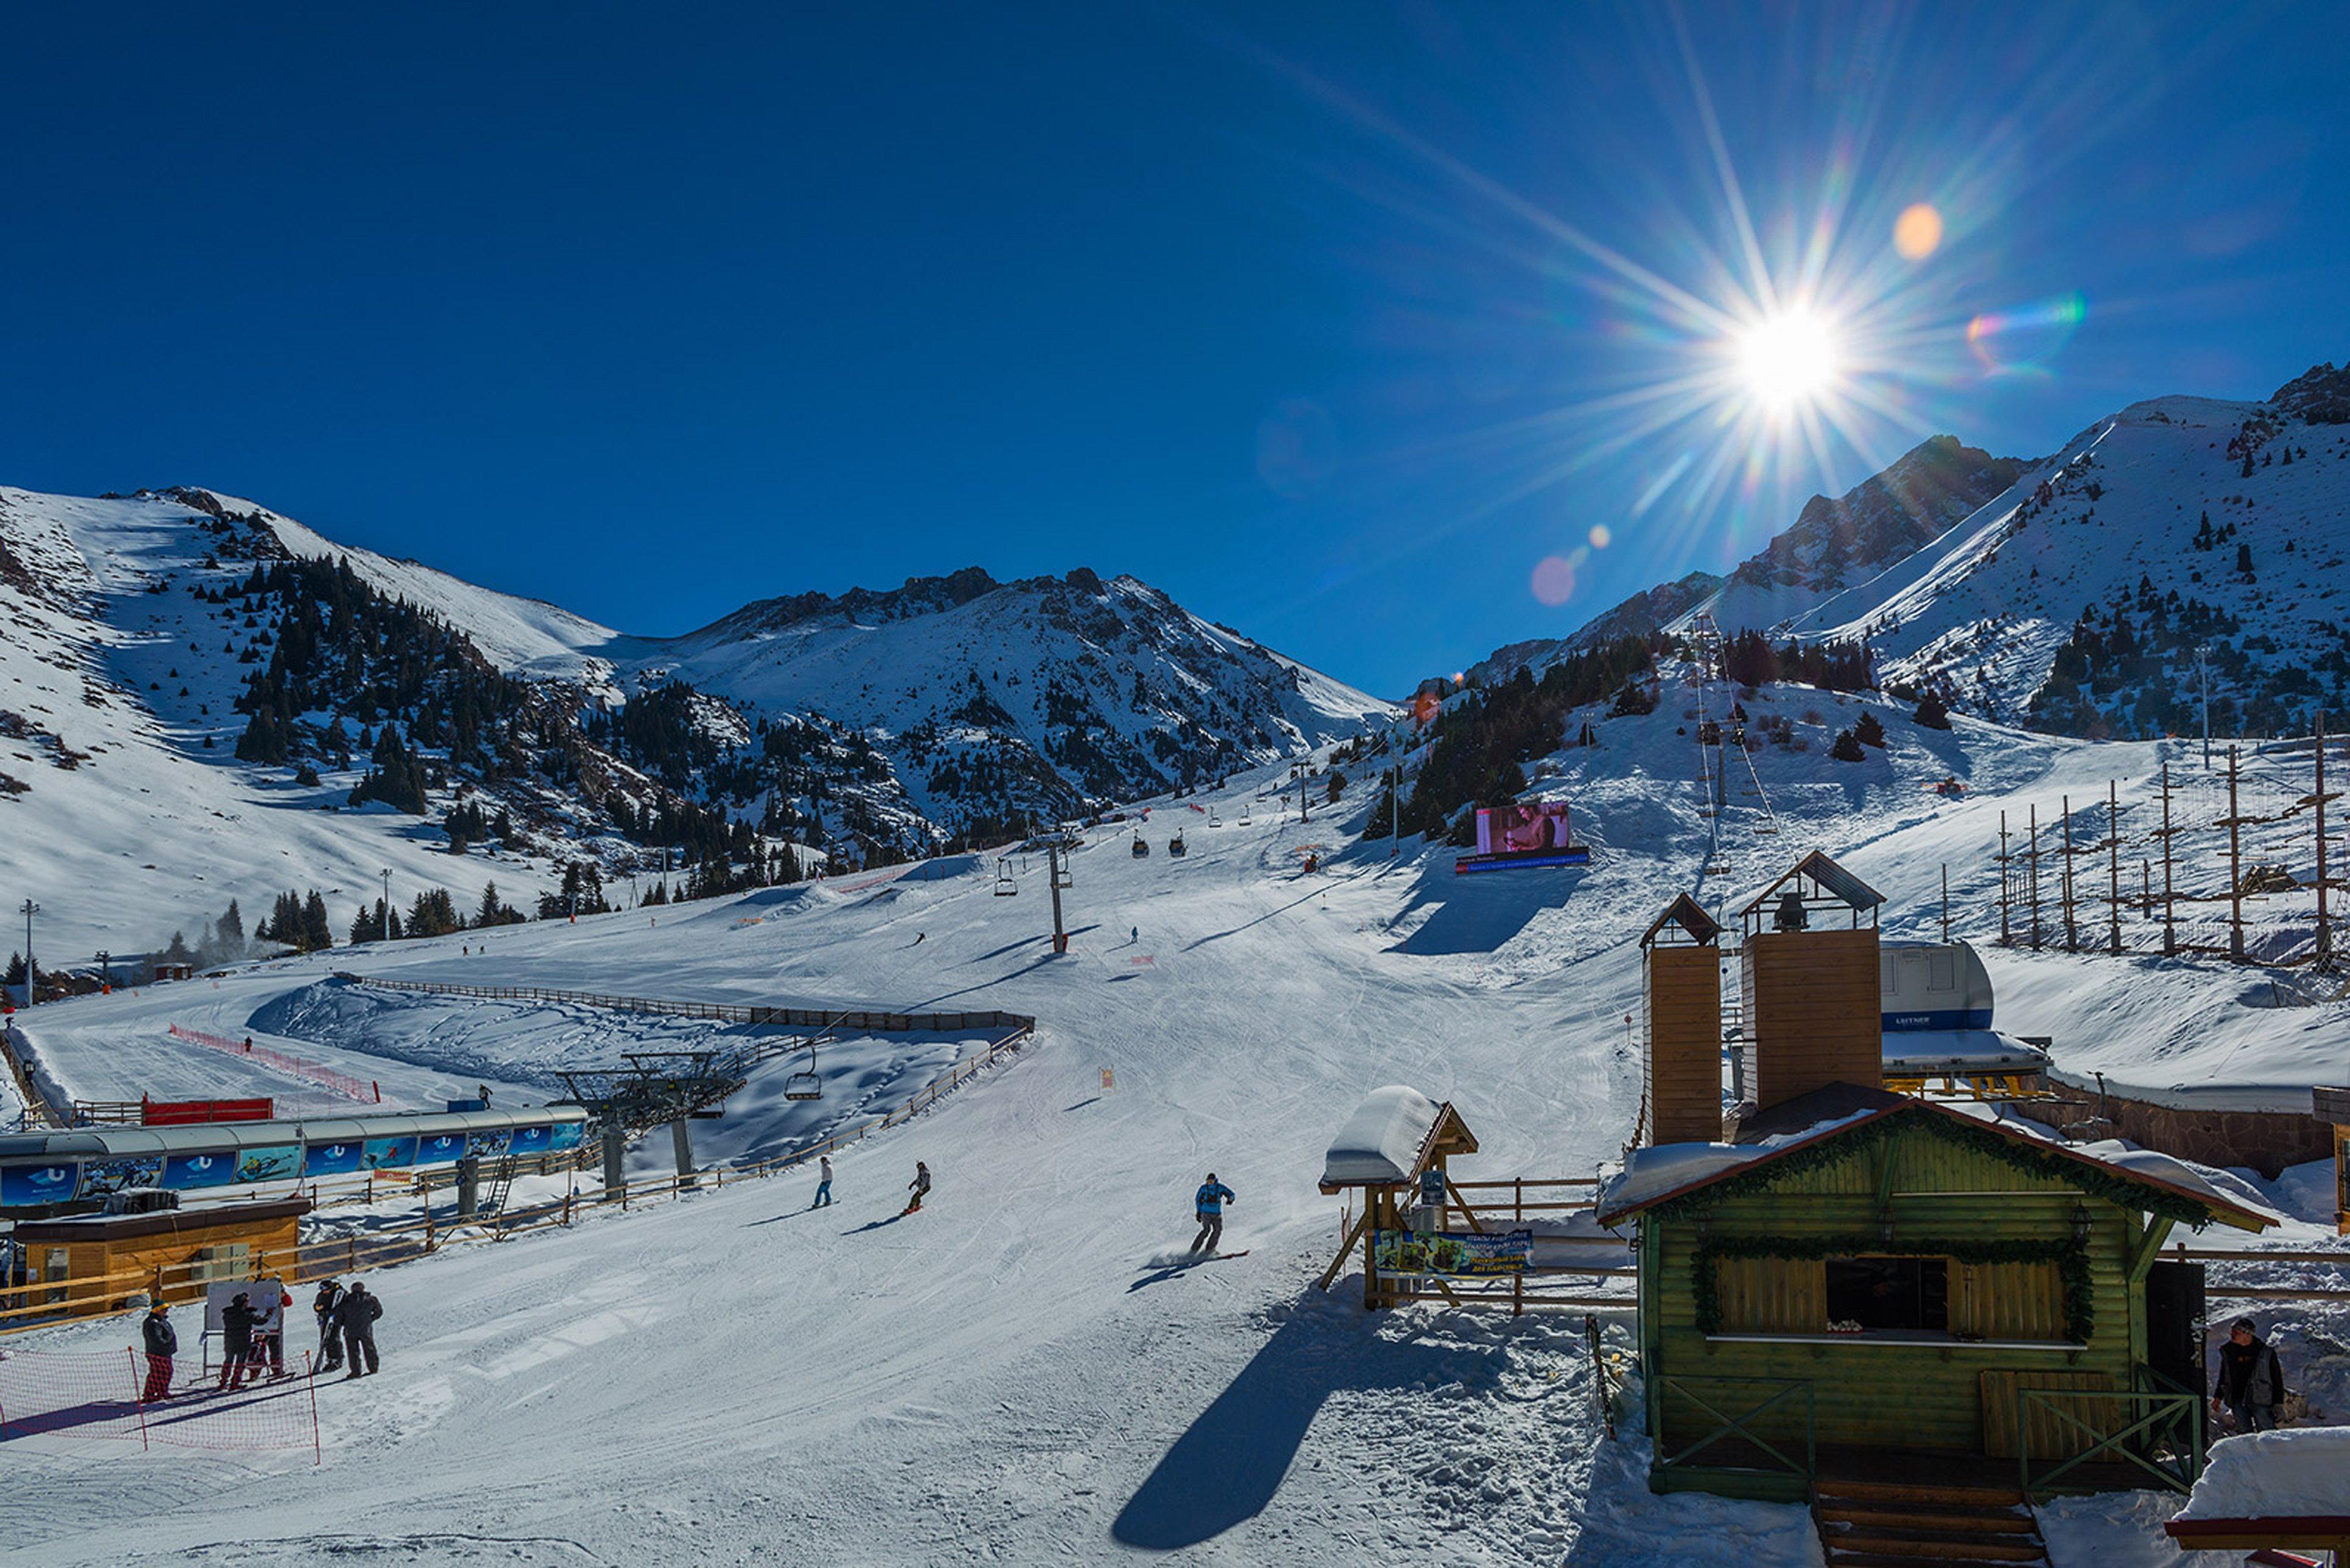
[
  {"xmin": 333, "ymin": 973, "xmax": 1036, "ymax": 1040},
  {"xmin": 1, "ymin": 1021, "xmax": 1037, "ymax": 1338}
]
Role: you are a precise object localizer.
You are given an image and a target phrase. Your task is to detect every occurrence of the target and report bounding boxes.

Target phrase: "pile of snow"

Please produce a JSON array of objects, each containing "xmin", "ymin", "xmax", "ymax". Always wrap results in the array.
[
  {"xmin": 2174, "ymin": 1428, "xmax": 2350, "ymax": 1520},
  {"xmin": 1320, "ymin": 1085, "xmax": 1442, "ymax": 1186}
]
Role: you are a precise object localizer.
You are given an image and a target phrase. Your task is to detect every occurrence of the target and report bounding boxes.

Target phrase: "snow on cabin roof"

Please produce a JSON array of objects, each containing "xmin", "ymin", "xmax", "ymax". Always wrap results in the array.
[
  {"xmin": 1596, "ymin": 1083, "xmax": 2274, "ymax": 1230},
  {"xmin": 2172, "ymin": 1429, "xmax": 2350, "ymax": 1523},
  {"xmin": 1319, "ymin": 1085, "xmax": 1461, "ymax": 1189}
]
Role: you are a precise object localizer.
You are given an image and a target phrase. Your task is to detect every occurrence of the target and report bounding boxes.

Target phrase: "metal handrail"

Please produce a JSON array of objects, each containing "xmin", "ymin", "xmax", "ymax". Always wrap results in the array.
[
  {"xmin": 2016, "ymin": 1378, "xmax": 2202, "ymax": 1496},
  {"xmin": 1657, "ymin": 1375, "xmax": 1816, "ymax": 1480}
]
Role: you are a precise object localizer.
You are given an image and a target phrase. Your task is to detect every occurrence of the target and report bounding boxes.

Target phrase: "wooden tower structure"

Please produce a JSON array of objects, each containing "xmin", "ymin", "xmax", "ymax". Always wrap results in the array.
[
  {"xmin": 1641, "ymin": 893, "xmax": 1724, "ymax": 1145},
  {"xmin": 1737, "ymin": 850, "xmax": 1884, "ymax": 1116}
]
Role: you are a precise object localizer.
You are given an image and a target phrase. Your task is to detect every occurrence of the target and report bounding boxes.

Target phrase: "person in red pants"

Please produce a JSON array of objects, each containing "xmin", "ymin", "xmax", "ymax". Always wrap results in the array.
[{"xmin": 140, "ymin": 1301, "xmax": 176, "ymax": 1402}]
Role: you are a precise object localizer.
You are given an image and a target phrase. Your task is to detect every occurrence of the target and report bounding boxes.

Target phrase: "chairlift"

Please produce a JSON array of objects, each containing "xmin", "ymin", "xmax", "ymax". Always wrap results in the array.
[
  {"xmin": 1237, "ymin": 805, "xmax": 1253, "ymax": 826},
  {"xmin": 993, "ymin": 856, "xmax": 1018, "ymax": 897},
  {"xmin": 784, "ymin": 1040, "xmax": 822, "ymax": 1101},
  {"xmin": 1208, "ymin": 808, "xmax": 1222, "ymax": 827},
  {"xmin": 1168, "ymin": 833, "xmax": 1187, "ymax": 857},
  {"xmin": 1131, "ymin": 834, "xmax": 1151, "ymax": 859}
]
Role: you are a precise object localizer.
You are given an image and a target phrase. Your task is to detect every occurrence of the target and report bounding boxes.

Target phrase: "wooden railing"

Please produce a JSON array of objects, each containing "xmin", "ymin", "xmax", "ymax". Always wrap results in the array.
[
  {"xmin": 1656, "ymin": 1375, "xmax": 1816, "ymax": 1487},
  {"xmin": 335, "ymin": 973, "xmax": 1036, "ymax": 1039},
  {"xmin": 1, "ymin": 1021, "xmax": 63, "ymax": 1127},
  {"xmin": 2018, "ymin": 1369, "xmax": 2203, "ymax": 1497}
]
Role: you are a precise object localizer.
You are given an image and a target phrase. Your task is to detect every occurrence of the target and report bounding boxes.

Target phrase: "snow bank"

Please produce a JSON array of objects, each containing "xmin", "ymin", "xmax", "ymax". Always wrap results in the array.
[
  {"xmin": 2174, "ymin": 1428, "xmax": 2350, "ymax": 1520},
  {"xmin": 1321, "ymin": 1085, "xmax": 1440, "ymax": 1186}
]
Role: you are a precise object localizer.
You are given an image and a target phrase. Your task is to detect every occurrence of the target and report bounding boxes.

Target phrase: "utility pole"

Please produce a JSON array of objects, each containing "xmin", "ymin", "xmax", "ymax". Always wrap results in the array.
[
  {"xmin": 2028, "ymin": 804, "xmax": 2042, "ymax": 951},
  {"xmin": 1940, "ymin": 864, "xmax": 1949, "ymax": 944},
  {"xmin": 2196, "ymin": 644, "xmax": 2214, "ymax": 768},
  {"xmin": 97, "ymin": 950, "xmax": 111, "ymax": 991},
  {"xmin": 2226, "ymin": 744, "xmax": 2245, "ymax": 961},
  {"xmin": 2107, "ymin": 779, "xmax": 2121, "ymax": 955},
  {"xmin": 1998, "ymin": 811, "xmax": 2011, "ymax": 945},
  {"xmin": 380, "ymin": 868, "xmax": 392, "ymax": 943},
  {"xmin": 2060, "ymin": 793, "xmax": 2077, "ymax": 952},
  {"xmin": 2316, "ymin": 713, "xmax": 2333, "ymax": 969},
  {"xmin": 1046, "ymin": 842, "xmax": 1070, "ymax": 954},
  {"xmin": 17, "ymin": 899, "xmax": 37, "ymax": 1007},
  {"xmin": 2158, "ymin": 763, "xmax": 2177, "ymax": 957}
]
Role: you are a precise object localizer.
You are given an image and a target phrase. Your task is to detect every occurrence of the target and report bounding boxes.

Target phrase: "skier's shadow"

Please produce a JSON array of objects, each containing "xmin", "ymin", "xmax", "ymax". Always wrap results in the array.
[
  {"xmin": 1110, "ymin": 1299, "xmax": 1494, "ymax": 1550},
  {"xmin": 842, "ymin": 1213, "xmax": 913, "ymax": 1234},
  {"xmin": 744, "ymin": 1208, "xmax": 826, "ymax": 1228}
]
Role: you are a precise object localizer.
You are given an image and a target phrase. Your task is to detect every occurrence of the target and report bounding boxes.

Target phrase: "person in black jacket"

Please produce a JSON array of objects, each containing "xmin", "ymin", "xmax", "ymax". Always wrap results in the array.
[
  {"xmin": 335, "ymin": 1281, "xmax": 383, "ymax": 1378},
  {"xmin": 313, "ymin": 1279, "xmax": 345, "ymax": 1372},
  {"xmin": 140, "ymin": 1301, "xmax": 176, "ymax": 1402},
  {"xmin": 2211, "ymin": 1316, "xmax": 2287, "ymax": 1433},
  {"xmin": 217, "ymin": 1291, "xmax": 259, "ymax": 1391}
]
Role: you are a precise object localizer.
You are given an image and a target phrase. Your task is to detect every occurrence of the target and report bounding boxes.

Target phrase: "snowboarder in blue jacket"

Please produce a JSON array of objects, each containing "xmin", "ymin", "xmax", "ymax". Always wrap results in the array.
[{"xmin": 1192, "ymin": 1173, "xmax": 1235, "ymax": 1254}]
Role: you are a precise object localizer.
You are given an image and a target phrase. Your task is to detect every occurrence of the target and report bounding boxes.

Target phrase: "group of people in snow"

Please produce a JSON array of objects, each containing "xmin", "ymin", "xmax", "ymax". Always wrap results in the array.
[
  {"xmin": 135, "ymin": 1279, "xmax": 385, "ymax": 1402},
  {"xmin": 801, "ymin": 1157, "xmax": 1237, "ymax": 1256}
]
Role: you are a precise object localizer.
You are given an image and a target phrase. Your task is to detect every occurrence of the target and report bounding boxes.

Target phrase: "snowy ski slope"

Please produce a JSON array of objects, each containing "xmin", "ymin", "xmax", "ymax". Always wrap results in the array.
[{"xmin": 7, "ymin": 707, "xmax": 2346, "ymax": 1565}]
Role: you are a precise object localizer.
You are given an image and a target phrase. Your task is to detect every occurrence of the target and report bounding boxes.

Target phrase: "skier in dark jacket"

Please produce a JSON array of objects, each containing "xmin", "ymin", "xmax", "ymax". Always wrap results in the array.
[
  {"xmin": 335, "ymin": 1281, "xmax": 383, "ymax": 1379},
  {"xmin": 1192, "ymin": 1174, "xmax": 1236, "ymax": 1254},
  {"xmin": 904, "ymin": 1160, "xmax": 931, "ymax": 1214},
  {"xmin": 217, "ymin": 1292, "xmax": 260, "ymax": 1390},
  {"xmin": 2211, "ymin": 1316, "xmax": 2287, "ymax": 1432},
  {"xmin": 140, "ymin": 1302, "xmax": 177, "ymax": 1402},
  {"xmin": 313, "ymin": 1279, "xmax": 346, "ymax": 1372}
]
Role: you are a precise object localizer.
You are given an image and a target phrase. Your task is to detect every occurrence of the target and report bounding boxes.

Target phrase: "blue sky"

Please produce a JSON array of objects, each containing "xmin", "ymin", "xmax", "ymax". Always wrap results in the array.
[{"xmin": 2, "ymin": 3, "xmax": 2344, "ymax": 695}]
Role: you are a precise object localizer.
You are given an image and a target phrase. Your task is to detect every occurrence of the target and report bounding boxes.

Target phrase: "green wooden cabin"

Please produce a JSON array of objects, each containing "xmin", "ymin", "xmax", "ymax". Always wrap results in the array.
[{"xmin": 1597, "ymin": 1083, "xmax": 2272, "ymax": 1502}]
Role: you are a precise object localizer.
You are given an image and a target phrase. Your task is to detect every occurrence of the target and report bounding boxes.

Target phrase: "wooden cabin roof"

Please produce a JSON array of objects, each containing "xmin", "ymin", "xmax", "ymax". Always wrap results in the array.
[
  {"xmin": 1639, "ymin": 893, "xmax": 1721, "ymax": 948},
  {"xmin": 1739, "ymin": 849, "xmax": 1885, "ymax": 919},
  {"xmin": 1599, "ymin": 1083, "xmax": 2273, "ymax": 1231}
]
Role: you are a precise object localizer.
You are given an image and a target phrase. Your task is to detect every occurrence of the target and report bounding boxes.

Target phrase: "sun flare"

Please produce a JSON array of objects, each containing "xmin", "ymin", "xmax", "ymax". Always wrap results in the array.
[{"xmin": 1734, "ymin": 307, "xmax": 1843, "ymax": 413}]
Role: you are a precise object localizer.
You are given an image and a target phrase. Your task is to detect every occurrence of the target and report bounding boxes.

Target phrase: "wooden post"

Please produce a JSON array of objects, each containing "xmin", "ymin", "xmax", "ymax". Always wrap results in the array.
[
  {"xmin": 1999, "ymin": 811, "xmax": 2011, "ymax": 945},
  {"xmin": 1941, "ymin": 864, "xmax": 1950, "ymax": 943},
  {"xmin": 2228, "ymin": 745, "xmax": 2245, "ymax": 961},
  {"xmin": 2318, "ymin": 712, "xmax": 2332, "ymax": 969},
  {"xmin": 2060, "ymin": 794, "xmax": 2077, "ymax": 951},
  {"xmin": 2108, "ymin": 780, "xmax": 2121, "ymax": 954},
  {"xmin": 2161, "ymin": 763, "xmax": 2177, "ymax": 957},
  {"xmin": 2029, "ymin": 804, "xmax": 2042, "ymax": 950}
]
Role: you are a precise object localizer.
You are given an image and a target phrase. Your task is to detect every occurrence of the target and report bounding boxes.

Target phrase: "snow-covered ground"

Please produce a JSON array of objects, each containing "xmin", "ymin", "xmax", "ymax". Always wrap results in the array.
[{"xmin": 4, "ymin": 697, "xmax": 2345, "ymax": 1564}]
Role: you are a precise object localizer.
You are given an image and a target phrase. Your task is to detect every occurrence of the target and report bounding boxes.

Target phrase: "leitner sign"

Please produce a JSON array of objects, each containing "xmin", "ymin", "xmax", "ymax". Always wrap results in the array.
[{"xmin": 1373, "ymin": 1227, "xmax": 1533, "ymax": 1278}]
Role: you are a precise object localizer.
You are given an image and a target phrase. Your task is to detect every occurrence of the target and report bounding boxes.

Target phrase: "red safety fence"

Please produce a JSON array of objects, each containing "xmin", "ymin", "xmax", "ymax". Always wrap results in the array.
[
  {"xmin": 166, "ymin": 1025, "xmax": 381, "ymax": 1104},
  {"xmin": 0, "ymin": 1345, "xmax": 320, "ymax": 1462}
]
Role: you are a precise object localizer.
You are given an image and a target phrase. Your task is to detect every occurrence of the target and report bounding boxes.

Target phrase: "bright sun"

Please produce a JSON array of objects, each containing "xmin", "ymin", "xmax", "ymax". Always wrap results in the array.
[{"xmin": 1734, "ymin": 306, "xmax": 1842, "ymax": 412}]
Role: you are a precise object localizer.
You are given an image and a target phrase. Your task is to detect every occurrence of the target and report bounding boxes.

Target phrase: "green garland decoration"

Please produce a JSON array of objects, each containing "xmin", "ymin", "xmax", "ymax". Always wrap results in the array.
[
  {"xmin": 1690, "ymin": 1233, "xmax": 2096, "ymax": 1343},
  {"xmin": 1646, "ymin": 1106, "xmax": 2214, "ymax": 1229}
]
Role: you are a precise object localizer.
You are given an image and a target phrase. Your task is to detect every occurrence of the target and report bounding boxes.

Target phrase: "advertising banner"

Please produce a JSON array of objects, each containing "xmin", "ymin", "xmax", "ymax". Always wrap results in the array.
[
  {"xmin": 505, "ymin": 1124, "xmax": 554, "ymax": 1158},
  {"xmin": 302, "ymin": 1138, "xmax": 364, "ymax": 1177},
  {"xmin": 360, "ymin": 1136, "xmax": 417, "ymax": 1171},
  {"xmin": 233, "ymin": 1146, "xmax": 302, "ymax": 1184},
  {"xmin": 78, "ymin": 1154, "xmax": 164, "ymax": 1196},
  {"xmin": 0, "ymin": 1162, "xmax": 80, "ymax": 1206},
  {"xmin": 413, "ymin": 1132, "xmax": 468, "ymax": 1167},
  {"xmin": 161, "ymin": 1152, "xmax": 241, "ymax": 1191},
  {"xmin": 1372, "ymin": 1227, "xmax": 1533, "ymax": 1279},
  {"xmin": 1474, "ymin": 802, "xmax": 1575, "ymax": 857},
  {"xmin": 469, "ymin": 1128, "xmax": 512, "ymax": 1159},
  {"xmin": 141, "ymin": 1098, "xmax": 273, "ymax": 1126},
  {"xmin": 549, "ymin": 1122, "xmax": 585, "ymax": 1152}
]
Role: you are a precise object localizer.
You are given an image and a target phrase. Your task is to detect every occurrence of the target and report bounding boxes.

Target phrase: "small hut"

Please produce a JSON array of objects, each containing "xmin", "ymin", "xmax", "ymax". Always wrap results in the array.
[
  {"xmin": 1597, "ymin": 1086, "xmax": 2271, "ymax": 1501},
  {"xmin": 1316, "ymin": 1086, "xmax": 1479, "ymax": 1308},
  {"xmin": 9, "ymin": 1197, "xmax": 310, "ymax": 1318}
]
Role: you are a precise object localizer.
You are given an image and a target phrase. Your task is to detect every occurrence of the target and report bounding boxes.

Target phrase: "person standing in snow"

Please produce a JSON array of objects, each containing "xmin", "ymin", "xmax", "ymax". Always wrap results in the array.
[
  {"xmin": 257, "ymin": 1285, "xmax": 291, "ymax": 1376},
  {"xmin": 140, "ymin": 1301, "xmax": 177, "ymax": 1402},
  {"xmin": 313, "ymin": 1278, "xmax": 345, "ymax": 1372},
  {"xmin": 2211, "ymin": 1316, "xmax": 2287, "ymax": 1433},
  {"xmin": 904, "ymin": 1160, "xmax": 931, "ymax": 1214},
  {"xmin": 812, "ymin": 1154, "xmax": 834, "ymax": 1208},
  {"xmin": 217, "ymin": 1291, "xmax": 259, "ymax": 1390},
  {"xmin": 1191, "ymin": 1173, "xmax": 1236, "ymax": 1254},
  {"xmin": 336, "ymin": 1281, "xmax": 383, "ymax": 1378}
]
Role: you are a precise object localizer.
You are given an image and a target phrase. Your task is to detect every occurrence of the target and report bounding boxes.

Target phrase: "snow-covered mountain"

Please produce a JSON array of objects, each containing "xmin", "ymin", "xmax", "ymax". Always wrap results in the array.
[
  {"xmin": 0, "ymin": 483, "xmax": 1386, "ymax": 957},
  {"xmin": 1475, "ymin": 362, "xmax": 2350, "ymax": 740}
]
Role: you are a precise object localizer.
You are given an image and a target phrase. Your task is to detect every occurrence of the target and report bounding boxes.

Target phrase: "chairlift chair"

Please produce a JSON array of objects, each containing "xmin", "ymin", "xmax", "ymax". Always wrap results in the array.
[
  {"xmin": 784, "ymin": 1040, "xmax": 822, "ymax": 1101},
  {"xmin": 993, "ymin": 856, "xmax": 1018, "ymax": 896},
  {"xmin": 1131, "ymin": 834, "xmax": 1150, "ymax": 859},
  {"xmin": 1168, "ymin": 832, "xmax": 1186, "ymax": 857}
]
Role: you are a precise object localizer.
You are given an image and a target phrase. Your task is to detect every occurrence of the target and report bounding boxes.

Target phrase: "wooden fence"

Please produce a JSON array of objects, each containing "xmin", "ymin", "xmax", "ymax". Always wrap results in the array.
[{"xmin": 334, "ymin": 972, "xmax": 1036, "ymax": 1038}]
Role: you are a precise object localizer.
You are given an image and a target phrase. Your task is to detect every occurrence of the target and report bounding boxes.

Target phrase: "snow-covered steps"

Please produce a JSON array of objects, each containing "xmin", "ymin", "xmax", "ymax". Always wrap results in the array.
[{"xmin": 1814, "ymin": 1473, "xmax": 2050, "ymax": 1568}]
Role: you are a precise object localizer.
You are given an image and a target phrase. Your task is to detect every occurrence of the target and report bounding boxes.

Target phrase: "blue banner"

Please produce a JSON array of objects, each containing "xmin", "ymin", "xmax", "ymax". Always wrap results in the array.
[
  {"xmin": 506, "ymin": 1124, "xmax": 554, "ymax": 1156},
  {"xmin": 78, "ymin": 1154, "xmax": 162, "ymax": 1195},
  {"xmin": 161, "ymin": 1151, "xmax": 240, "ymax": 1190},
  {"xmin": 550, "ymin": 1122, "xmax": 584, "ymax": 1152},
  {"xmin": 0, "ymin": 1162, "xmax": 80, "ymax": 1206},
  {"xmin": 469, "ymin": 1129, "xmax": 511, "ymax": 1158},
  {"xmin": 234, "ymin": 1146, "xmax": 302, "ymax": 1184},
  {"xmin": 361, "ymin": 1136, "xmax": 417, "ymax": 1171},
  {"xmin": 414, "ymin": 1132, "xmax": 467, "ymax": 1166},
  {"xmin": 302, "ymin": 1139, "xmax": 364, "ymax": 1176}
]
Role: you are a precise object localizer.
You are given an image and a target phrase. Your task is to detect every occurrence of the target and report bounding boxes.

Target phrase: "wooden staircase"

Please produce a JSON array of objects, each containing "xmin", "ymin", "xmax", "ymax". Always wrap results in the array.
[{"xmin": 1813, "ymin": 1475, "xmax": 2051, "ymax": 1568}]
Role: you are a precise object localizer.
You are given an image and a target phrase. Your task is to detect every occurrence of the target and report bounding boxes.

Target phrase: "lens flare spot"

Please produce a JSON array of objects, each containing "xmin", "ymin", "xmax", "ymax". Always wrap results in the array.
[
  {"xmin": 1531, "ymin": 554, "xmax": 1579, "ymax": 607},
  {"xmin": 1587, "ymin": 525, "xmax": 1612, "ymax": 549},
  {"xmin": 1966, "ymin": 294, "xmax": 2087, "ymax": 375},
  {"xmin": 1734, "ymin": 306, "xmax": 1841, "ymax": 413},
  {"xmin": 1893, "ymin": 203, "xmax": 1943, "ymax": 261}
]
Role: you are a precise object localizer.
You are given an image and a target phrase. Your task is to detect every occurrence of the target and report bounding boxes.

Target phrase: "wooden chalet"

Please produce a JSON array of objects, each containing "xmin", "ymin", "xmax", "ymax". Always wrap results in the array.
[
  {"xmin": 1611, "ymin": 853, "xmax": 2276, "ymax": 1504},
  {"xmin": 9, "ymin": 1197, "xmax": 310, "ymax": 1317}
]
